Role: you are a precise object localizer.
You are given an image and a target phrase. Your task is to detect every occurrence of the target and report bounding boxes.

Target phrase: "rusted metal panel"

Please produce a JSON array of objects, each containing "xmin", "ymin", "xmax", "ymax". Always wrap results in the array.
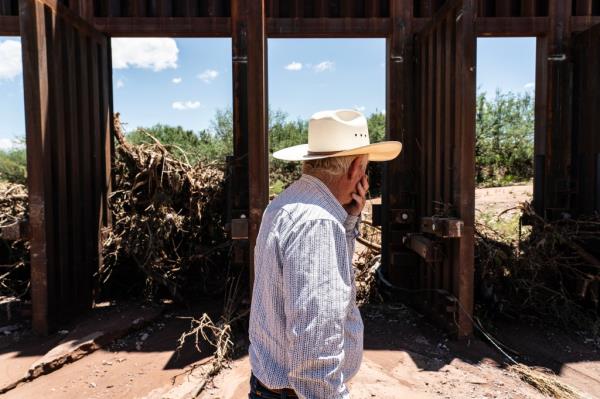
[
  {"xmin": 19, "ymin": 0, "xmax": 112, "ymax": 334},
  {"xmin": 267, "ymin": 17, "xmax": 391, "ymax": 37},
  {"xmin": 475, "ymin": 16, "xmax": 548, "ymax": 36},
  {"xmin": 93, "ymin": 17, "xmax": 231, "ymax": 37},
  {"xmin": 571, "ymin": 23, "xmax": 600, "ymax": 214},
  {"xmin": 414, "ymin": 0, "xmax": 475, "ymax": 337},
  {"xmin": 542, "ymin": 0, "xmax": 573, "ymax": 217}
]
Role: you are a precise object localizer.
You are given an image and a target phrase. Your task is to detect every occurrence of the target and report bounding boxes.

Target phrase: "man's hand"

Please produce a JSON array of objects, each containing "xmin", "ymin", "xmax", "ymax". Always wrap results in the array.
[{"xmin": 344, "ymin": 175, "xmax": 369, "ymax": 216}]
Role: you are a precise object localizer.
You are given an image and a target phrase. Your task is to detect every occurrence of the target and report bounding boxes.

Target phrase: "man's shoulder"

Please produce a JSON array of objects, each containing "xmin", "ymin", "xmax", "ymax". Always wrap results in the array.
[{"xmin": 267, "ymin": 183, "xmax": 340, "ymax": 226}]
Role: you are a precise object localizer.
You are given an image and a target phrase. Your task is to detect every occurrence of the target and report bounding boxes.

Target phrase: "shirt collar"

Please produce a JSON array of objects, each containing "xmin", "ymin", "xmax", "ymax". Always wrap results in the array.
[{"xmin": 299, "ymin": 174, "xmax": 348, "ymax": 223}]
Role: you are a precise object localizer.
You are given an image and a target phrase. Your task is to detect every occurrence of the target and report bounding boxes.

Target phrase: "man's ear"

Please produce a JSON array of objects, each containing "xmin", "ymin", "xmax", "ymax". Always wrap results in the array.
[{"xmin": 347, "ymin": 156, "xmax": 364, "ymax": 181}]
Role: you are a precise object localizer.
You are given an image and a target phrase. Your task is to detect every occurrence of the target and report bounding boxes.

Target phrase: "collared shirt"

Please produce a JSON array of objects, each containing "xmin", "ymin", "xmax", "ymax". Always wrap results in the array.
[{"xmin": 249, "ymin": 174, "xmax": 364, "ymax": 399}]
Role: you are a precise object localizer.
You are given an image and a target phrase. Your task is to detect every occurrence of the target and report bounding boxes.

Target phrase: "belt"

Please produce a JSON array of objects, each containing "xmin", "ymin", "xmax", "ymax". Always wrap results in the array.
[{"xmin": 251, "ymin": 373, "xmax": 298, "ymax": 398}]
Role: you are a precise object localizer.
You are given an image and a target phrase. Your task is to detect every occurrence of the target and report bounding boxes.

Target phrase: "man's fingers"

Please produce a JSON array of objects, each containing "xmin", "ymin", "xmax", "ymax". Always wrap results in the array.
[
  {"xmin": 362, "ymin": 175, "xmax": 370, "ymax": 192},
  {"xmin": 357, "ymin": 182, "xmax": 366, "ymax": 197}
]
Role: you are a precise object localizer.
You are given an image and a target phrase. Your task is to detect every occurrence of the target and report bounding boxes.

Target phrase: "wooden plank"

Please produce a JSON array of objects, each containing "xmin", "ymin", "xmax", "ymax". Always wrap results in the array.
[
  {"xmin": 475, "ymin": 17, "xmax": 548, "ymax": 36},
  {"xmin": 93, "ymin": 16, "xmax": 231, "ymax": 36},
  {"xmin": 267, "ymin": 17, "xmax": 391, "ymax": 37},
  {"xmin": 19, "ymin": 0, "xmax": 54, "ymax": 335},
  {"xmin": 0, "ymin": 15, "xmax": 19, "ymax": 34}
]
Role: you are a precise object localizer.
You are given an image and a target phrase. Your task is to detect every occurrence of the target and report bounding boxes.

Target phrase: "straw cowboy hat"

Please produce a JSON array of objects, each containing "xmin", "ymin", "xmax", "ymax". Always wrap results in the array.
[{"xmin": 272, "ymin": 109, "xmax": 402, "ymax": 162}]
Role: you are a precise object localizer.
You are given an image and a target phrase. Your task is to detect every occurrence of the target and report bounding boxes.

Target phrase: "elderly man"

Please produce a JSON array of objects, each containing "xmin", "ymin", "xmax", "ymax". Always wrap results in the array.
[{"xmin": 248, "ymin": 109, "xmax": 402, "ymax": 399}]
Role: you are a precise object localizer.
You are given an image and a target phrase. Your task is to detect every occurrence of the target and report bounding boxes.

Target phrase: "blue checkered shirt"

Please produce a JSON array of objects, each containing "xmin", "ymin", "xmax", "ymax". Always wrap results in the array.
[{"xmin": 249, "ymin": 174, "xmax": 364, "ymax": 399}]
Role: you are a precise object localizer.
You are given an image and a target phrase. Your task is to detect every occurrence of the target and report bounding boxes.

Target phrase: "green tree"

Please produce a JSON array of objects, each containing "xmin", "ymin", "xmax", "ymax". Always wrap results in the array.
[{"xmin": 476, "ymin": 90, "xmax": 534, "ymax": 186}]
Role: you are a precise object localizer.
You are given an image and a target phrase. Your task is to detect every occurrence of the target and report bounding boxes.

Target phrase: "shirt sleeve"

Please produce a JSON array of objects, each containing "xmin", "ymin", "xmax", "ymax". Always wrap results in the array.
[
  {"xmin": 281, "ymin": 219, "xmax": 352, "ymax": 399},
  {"xmin": 343, "ymin": 214, "xmax": 361, "ymax": 265}
]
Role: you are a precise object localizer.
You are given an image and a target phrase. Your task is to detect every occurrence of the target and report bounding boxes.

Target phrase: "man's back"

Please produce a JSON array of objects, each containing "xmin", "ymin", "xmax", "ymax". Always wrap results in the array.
[{"xmin": 248, "ymin": 174, "xmax": 363, "ymax": 399}]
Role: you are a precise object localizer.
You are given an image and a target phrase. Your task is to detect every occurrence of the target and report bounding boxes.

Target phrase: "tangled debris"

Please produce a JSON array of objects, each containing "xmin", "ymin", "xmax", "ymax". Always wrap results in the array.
[
  {"xmin": 354, "ymin": 211, "xmax": 383, "ymax": 306},
  {"xmin": 475, "ymin": 202, "xmax": 600, "ymax": 332},
  {"xmin": 0, "ymin": 182, "xmax": 30, "ymax": 306},
  {"xmin": 100, "ymin": 116, "xmax": 230, "ymax": 302}
]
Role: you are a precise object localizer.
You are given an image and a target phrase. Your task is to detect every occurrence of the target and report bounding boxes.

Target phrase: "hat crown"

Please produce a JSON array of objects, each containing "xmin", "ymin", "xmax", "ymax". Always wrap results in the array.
[{"xmin": 308, "ymin": 109, "xmax": 370, "ymax": 153}]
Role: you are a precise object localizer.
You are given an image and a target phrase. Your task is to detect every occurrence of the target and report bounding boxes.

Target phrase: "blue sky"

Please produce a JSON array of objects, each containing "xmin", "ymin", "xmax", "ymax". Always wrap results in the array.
[{"xmin": 0, "ymin": 36, "xmax": 535, "ymax": 149}]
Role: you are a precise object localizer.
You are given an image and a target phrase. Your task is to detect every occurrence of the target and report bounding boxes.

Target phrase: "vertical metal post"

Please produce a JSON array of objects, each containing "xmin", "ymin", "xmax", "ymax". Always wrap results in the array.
[
  {"xmin": 383, "ymin": 0, "xmax": 418, "ymax": 285},
  {"xmin": 231, "ymin": 0, "xmax": 268, "ymax": 292}
]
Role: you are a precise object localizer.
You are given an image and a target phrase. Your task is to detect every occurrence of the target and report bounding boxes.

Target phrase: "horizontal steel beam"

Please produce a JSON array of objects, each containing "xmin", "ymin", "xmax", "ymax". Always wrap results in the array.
[{"xmin": 93, "ymin": 17, "xmax": 231, "ymax": 37}]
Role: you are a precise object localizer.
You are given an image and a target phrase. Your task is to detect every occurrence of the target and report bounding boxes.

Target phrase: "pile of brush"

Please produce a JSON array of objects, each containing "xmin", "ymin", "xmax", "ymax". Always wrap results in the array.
[
  {"xmin": 99, "ymin": 117, "xmax": 231, "ymax": 302},
  {"xmin": 0, "ymin": 181, "xmax": 29, "ymax": 301},
  {"xmin": 475, "ymin": 202, "xmax": 600, "ymax": 332}
]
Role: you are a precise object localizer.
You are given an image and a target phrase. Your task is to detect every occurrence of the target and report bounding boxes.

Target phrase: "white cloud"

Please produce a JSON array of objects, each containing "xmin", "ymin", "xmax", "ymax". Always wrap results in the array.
[
  {"xmin": 313, "ymin": 61, "xmax": 334, "ymax": 72},
  {"xmin": 0, "ymin": 138, "xmax": 23, "ymax": 150},
  {"xmin": 354, "ymin": 105, "xmax": 366, "ymax": 112},
  {"xmin": 172, "ymin": 100, "xmax": 201, "ymax": 110},
  {"xmin": 172, "ymin": 77, "xmax": 182, "ymax": 84},
  {"xmin": 285, "ymin": 62, "xmax": 302, "ymax": 71},
  {"xmin": 524, "ymin": 82, "xmax": 535, "ymax": 90},
  {"xmin": 197, "ymin": 69, "xmax": 219, "ymax": 83},
  {"xmin": 116, "ymin": 78, "xmax": 125, "ymax": 89},
  {"xmin": 0, "ymin": 40, "xmax": 22, "ymax": 81},
  {"xmin": 112, "ymin": 38, "xmax": 178, "ymax": 71}
]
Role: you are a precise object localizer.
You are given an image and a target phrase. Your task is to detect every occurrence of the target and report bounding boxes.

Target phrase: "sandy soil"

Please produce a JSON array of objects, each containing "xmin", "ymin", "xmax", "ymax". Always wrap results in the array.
[
  {"xmin": 2, "ymin": 183, "xmax": 598, "ymax": 399},
  {"xmin": 475, "ymin": 182, "xmax": 533, "ymax": 215}
]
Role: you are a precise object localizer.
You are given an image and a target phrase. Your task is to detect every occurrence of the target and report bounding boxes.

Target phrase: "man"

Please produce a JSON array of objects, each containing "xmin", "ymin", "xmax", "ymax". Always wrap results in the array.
[{"xmin": 248, "ymin": 109, "xmax": 402, "ymax": 398}]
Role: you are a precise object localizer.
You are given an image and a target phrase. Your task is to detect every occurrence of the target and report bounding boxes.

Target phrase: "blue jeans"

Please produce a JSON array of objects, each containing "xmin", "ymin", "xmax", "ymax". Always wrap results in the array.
[{"xmin": 248, "ymin": 373, "xmax": 298, "ymax": 399}]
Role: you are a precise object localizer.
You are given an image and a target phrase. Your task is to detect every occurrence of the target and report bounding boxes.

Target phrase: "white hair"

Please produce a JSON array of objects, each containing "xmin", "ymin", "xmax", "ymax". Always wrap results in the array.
[{"xmin": 302, "ymin": 155, "xmax": 366, "ymax": 184}]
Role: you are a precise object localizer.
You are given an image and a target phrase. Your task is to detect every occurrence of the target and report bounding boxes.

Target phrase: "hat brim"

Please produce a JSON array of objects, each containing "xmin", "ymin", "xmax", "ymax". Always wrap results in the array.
[{"xmin": 272, "ymin": 141, "xmax": 402, "ymax": 162}]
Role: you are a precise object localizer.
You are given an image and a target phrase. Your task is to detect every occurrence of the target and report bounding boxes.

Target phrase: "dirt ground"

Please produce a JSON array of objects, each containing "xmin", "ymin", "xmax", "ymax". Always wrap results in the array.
[{"xmin": 2, "ymin": 183, "xmax": 599, "ymax": 399}]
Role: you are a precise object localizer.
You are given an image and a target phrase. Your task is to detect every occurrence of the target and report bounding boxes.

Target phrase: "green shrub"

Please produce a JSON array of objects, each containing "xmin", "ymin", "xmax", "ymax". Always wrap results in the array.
[{"xmin": 0, "ymin": 145, "xmax": 27, "ymax": 184}]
